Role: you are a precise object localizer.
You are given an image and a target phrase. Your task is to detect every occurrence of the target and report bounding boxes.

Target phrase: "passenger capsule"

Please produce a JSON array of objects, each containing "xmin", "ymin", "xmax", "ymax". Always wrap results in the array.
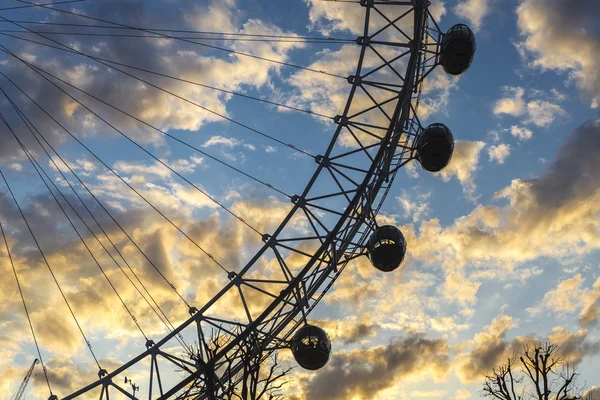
[
  {"xmin": 291, "ymin": 325, "xmax": 331, "ymax": 370},
  {"xmin": 440, "ymin": 24, "xmax": 476, "ymax": 76},
  {"xmin": 416, "ymin": 123, "xmax": 454, "ymax": 172},
  {"xmin": 367, "ymin": 225, "xmax": 407, "ymax": 272}
]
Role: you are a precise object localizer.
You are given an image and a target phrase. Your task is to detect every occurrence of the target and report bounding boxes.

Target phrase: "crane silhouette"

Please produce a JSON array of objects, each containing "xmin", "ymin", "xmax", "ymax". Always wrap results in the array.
[{"xmin": 10, "ymin": 359, "xmax": 38, "ymax": 400}]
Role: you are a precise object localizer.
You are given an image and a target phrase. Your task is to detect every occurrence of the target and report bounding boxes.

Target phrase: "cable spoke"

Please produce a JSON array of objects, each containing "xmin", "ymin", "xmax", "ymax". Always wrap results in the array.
[
  {"xmin": 0, "ymin": 29, "xmax": 355, "ymax": 44},
  {"xmin": 0, "ymin": 68, "xmax": 229, "ymax": 282},
  {"xmin": 0, "ymin": 31, "xmax": 336, "ymax": 120},
  {"xmin": 1, "ymin": 88, "xmax": 193, "ymax": 352},
  {"xmin": 0, "ymin": 25, "xmax": 315, "ymax": 156},
  {"xmin": 0, "ymin": 220, "xmax": 54, "ymax": 397},
  {"xmin": 2, "ymin": 111, "xmax": 150, "ymax": 341},
  {"xmin": 12, "ymin": 1, "xmax": 347, "ymax": 79},
  {"xmin": 0, "ymin": 155, "xmax": 102, "ymax": 371},
  {"xmin": 0, "ymin": 43, "xmax": 294, "ymax": 199},
  {"xmin": 0, "ymin": 80, "xmax": 194, "ymax": 311},
  {"xmin": 0, "ymin": 19, "xmax": 353, "ymax": 41},
  {"xmin": 0, "ymin": 0, "xmax": 85, "ymax": 12}
]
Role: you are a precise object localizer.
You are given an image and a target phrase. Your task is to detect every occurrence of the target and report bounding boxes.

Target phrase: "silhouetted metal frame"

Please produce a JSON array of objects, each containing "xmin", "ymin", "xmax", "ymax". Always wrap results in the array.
[{"xmin": 59, "ymin": 0, "xmax": 441, "ymax": 398}]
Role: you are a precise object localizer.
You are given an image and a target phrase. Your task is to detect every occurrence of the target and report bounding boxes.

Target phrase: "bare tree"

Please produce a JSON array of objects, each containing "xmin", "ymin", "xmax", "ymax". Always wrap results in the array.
[
  {"xmin": 178, "ymin": 327, "xmax": 292, "ymax": 400},
  {"xmin": 482, "ymin": 342, "xmax": 598, "ymax": 400},
  {"xmin": 483, "ymin": 356, "xmax": 524, "ymax": 400}
]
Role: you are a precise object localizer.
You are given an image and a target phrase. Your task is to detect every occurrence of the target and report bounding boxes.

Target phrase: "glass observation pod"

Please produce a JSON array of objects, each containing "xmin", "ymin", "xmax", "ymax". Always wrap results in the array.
[
  {"xmin": 440, "ymin": 23, "xmax": 476, "ymax": 76},
  {"xmin": 291, "ymin": 324, "xmax": 332, "ymax": 371},
  {"xmin": 417, "ymin": 123, "xmax": 455, "ymax": 173},
  {"xmin": 367, "ymin": 225, "xmax": 407, "ymax": 272}
]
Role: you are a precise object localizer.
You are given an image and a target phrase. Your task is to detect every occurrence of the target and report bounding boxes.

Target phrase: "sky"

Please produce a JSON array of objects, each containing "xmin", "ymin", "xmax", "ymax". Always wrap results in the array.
[{"xmin": 0, "ymin": 0, "xmax": 599, "ymax": 399}]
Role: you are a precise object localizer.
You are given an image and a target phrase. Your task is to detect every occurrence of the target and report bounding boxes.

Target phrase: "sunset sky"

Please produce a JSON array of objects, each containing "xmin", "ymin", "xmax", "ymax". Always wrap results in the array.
[{"xmin": 0, "ymin": 0, "xmax": 599, "ymax": 399}]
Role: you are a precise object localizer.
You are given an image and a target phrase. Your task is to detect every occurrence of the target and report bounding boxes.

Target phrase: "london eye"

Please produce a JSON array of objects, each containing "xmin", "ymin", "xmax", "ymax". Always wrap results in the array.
[{"xmin": 0, "ymin": 0, "xmax": 476, "ymax": 398}]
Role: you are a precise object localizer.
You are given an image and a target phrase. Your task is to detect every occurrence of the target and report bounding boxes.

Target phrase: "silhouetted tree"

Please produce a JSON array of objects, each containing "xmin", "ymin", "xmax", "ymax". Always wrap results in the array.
[
  {"xmin": 178, "ymin": 327, "xmax": 291, "ymax": 400},
  {"xmin": 482, "ymin": 342, "xmax": 598, "ymax": 400}
]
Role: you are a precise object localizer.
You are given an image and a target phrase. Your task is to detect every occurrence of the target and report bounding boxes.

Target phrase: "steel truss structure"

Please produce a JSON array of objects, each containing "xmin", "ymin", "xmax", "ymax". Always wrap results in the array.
[{"xmin": 3, "ymin": 0, "xmax": 449, "ymax": 398}]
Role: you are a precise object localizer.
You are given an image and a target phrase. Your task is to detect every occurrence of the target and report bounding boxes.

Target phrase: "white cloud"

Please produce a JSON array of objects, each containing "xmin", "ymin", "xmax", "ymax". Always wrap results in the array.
[
  {"xmin": 405, "ymin": 119, "xmax": 600, "ymax": 277},
  {"xmin": 0, "ymin": 0, "xmax": 309, "ymax": 164},
  {"xmin": 397, "ymin": 190, "xmax": 431, "ymax": 223},
  {"xmin": 435, "ymin": 140, "xmax": 486, "ymax": 199},
  {"xmin": 537, "ymin": 274, "xmax": 588, "ymax": 314},
  {"xmin": 455, "ymin": 389, "xmax": 472, "ymax": 400},
  {"xmin": 202, "ymin": 136, "xmax": 257, "ymax": 151},
  {"xmin": 113, "ymin": 156, "xmax": 204, "ymax": 180},
  {"xmin": 488, "ymin": 143, "xmax": 511, "ymax": 164},
  {"xmin": 202, "ymin": 136, "xmax": 243, "ymax": 148},
  {"xmin": 510, "ymin": 125, "xmax": 533, "ymax": 141},
  {"xmin": 304, "ymin": 0, "xmax": 366, "ymax": 35},
  {"xmin": 516, "ymin": 0, "xmax": 600, "ymax": 109},
  {"xmin": 493, "ymin": 86, "xmax": 525, "ymax": 116},
  {"xmin": 185, "ymin": 0, "xmax": 238, "ymax": 33},
  {"xmin": 405, "ymin": 160, "xmax": 420, "ymax": 179},
  {"xmin": 455, "ymin": 315, "xmax": 515, "ymax": 382},
  {"xmin": 493, "ymin": 87, "xmax": 567, "ymax": 128},
  {"xmin": 487, "ymin": 129, "xmax": 501, "ymax": 143},
  {"xmin": 418, "ymin": 70, "xmax": 460, "ymax": 120},
  {"xmin": 584, "ymin": 387, "xmax": 600, "ymax": 399},
  {"xmin": 525, "ymin": 100, "xmax": 568, "ymax": 127},
  {"xmin": 410, "ymin": 390, "xmax": 448, "ymax": 398},
  {"xmin": 453, "ymin": 0, "xmax": 491, "ymax": 32}
]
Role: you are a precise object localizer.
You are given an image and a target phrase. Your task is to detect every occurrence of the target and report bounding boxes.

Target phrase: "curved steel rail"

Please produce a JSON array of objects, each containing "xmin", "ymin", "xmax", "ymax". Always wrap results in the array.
[{"xmin": 62, "ymin": 1, "xmax": 439, "ymax": 398}]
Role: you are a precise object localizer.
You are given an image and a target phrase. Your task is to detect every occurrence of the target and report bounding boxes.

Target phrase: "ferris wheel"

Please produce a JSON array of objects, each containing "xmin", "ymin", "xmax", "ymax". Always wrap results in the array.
[{"xmin": 0, "ymin": 0, "xmax": 476, "ymax": 398}]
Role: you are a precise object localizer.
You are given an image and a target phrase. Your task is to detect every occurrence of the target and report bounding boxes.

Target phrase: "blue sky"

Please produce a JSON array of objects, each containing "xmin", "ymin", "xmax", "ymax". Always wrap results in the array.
[{"xmin": 0, "ymin": 0, "xmax": 599, "ymax": 399}]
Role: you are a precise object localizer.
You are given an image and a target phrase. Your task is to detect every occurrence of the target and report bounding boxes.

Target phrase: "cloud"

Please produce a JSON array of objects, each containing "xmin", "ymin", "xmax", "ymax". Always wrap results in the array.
[
  {"xmin": 185, "ymin": 0, "xmax": 238, "ymax": 33},
  {"xmin": 418, "ymin": 70, "xmax": 460, "ymax": 120},
  {"xmin": 541, "ymin": 274, "xmax": 587, "ymax": 313},
  {"xmin": 547, "ymin": 327, "xmax": 600, "ymax": 365},
  {"xmin": 294, "ymin": 332, "xmax": 450, "ymax": 400},
  {"xmin": 397, "ymin": 190, "xmax": 431, "ymax": 223},
  {"xmin": 584, "ymin": 387, "xmax": 600, "ymax": 399},
  {"xmin": 314, "ymin": 314, "xmax": 380, "ymax": 345},
  {"xmin": 493, "ymin": 87, "xmax": 566, "ymax": 127},
  {"xmin": 202, "ymin": 136, "xmax": 242, "ymax": 148},
  {"xmin": 405, "ymin": 119, "xmax": 600, "ymax": 278},
  {"xmin": 304, "ymin": 0, "xmax": 366, "ymax": 35},
  {"xmin": 114, "ymin": 156, "xmax": 203, "ymax": 179},
  {"xmin": 453, "ymin": 0, "xmax": 491, "ymax": 32},
  {"xmin": 31, "ymin": 357, "xmax": 123, "ymax": 396},
  {"xmin": 579, "ymin": 277, "xmax": 600, "ymax": 327},
  {"xmin": 455, "ymin": 389, "xmax": 472, "ymax": 399},
  {"xmin": 515, "ymin": 0, "xmax": 600, "ymax": 109},
  {"xmin": 455, "ymin": 315, "xmax": 515, "ymax": 383},
  {"xmin": 493, "ymin": 86, "xmax": 526, "ymax": 116},
  {"xmin": 93, "ymin": 159, "xmax": 221, "ymax": 214},
  {"xmin": 456, "ymin": 316, "xmax": 600, "ymax": 384},
  {"xmin": 435, "ymin": 140, "xmax": 486, "ymax": 198},
  {"xmin": 525, "ymin": 100, "xmax": 568, "ymax": 127},
  {"xmin": 0, "ymin": 171, "xmax": 307, "ymax": 391},
  {"xmin": 0, "ymin": 0, "xmax": 306, "ymax": 164},
  {"xmin": 488, "ymin": 143, "xmax": 511, "ymax": 164},
  {"xmin": 410, "ymin": 390, "xmax": 448, "ymax": 398},
  {"xmin": 442, "ymin": 271, "xmax": 481, "ymax": 307},
  {"xmin": 200, "ymin": 136, "xmax": 257, "ymax": 153},
  {"xmin": 510, "ymin": 125, "xmax": 533, "ymax": 141},
  {"xmin": 526, "ymin": 273, "xmax": 600, "ymax": 327}
]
